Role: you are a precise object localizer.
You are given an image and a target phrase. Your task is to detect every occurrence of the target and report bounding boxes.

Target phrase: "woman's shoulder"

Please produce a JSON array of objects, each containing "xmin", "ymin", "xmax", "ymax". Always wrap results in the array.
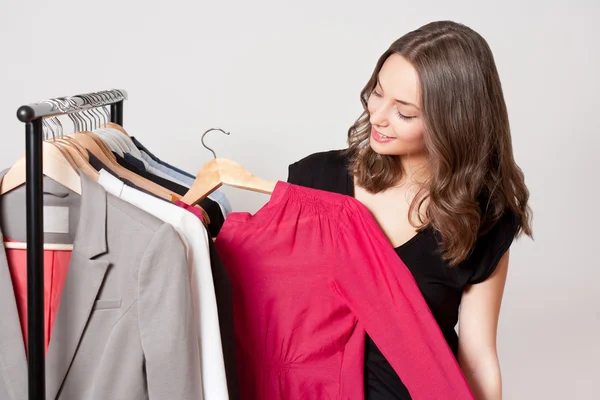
[
  {"xmin": 288, "ymin": 149, "xmax": 348, "ymax": 172},
  {"xmin": 287, "ymin": 149, "xmax": 351, "ymax": 194}
]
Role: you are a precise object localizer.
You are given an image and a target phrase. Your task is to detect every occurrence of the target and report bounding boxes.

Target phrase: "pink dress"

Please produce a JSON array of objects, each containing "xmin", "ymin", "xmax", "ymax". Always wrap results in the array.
[{"xmin": 215, "ymin": 182, "xmax": 474, "ymax": 399}]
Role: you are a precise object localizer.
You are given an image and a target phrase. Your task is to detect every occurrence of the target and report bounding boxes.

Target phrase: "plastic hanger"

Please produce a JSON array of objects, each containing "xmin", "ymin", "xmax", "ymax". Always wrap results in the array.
[{"xmin": 180, "ymin": 128, "xmax": 276, "ymax": 206}]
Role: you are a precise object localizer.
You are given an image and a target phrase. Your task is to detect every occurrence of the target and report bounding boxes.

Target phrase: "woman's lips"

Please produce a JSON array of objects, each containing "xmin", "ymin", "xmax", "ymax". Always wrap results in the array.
[{"xmin": 371, "ymin": 128, "xmax": 396, "ymax": 143}]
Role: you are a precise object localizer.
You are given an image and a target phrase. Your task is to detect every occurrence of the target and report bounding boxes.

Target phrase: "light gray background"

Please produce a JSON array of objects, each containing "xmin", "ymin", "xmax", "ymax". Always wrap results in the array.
[{"xmin": 1, "ymin": 0, "xmax": 598, "ymax": 398}]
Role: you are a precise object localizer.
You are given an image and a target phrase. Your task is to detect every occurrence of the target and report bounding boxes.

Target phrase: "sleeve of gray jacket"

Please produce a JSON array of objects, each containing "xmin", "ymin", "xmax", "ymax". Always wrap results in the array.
[{"xmin": 138, "ymin": 223, "xmax": 202, "ymax": 399}]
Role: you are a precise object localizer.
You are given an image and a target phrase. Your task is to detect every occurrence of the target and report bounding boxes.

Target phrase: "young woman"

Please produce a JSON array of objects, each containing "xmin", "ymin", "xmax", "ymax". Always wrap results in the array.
[{"xmin": 288, "ymin": 20, "xmax": 533, "ymax": 399}]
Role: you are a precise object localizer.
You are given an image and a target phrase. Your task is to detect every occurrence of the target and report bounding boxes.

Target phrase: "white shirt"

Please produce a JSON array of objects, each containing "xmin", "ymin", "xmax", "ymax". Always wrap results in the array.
[{"xmin": 98, "ymin": 169, "xmax": 229, "ymax": 400}]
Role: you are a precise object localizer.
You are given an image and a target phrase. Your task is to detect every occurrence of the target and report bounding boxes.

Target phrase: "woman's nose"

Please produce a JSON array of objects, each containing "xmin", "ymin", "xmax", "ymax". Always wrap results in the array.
[{"xmin": 369, "ymin": 105, "xmax": 389, "ymax": 127}]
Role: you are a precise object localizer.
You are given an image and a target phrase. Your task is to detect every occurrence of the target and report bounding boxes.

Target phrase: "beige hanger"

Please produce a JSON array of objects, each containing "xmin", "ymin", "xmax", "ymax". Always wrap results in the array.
[
  {"xmin": 79, "ymin": 131, "xmax": 117, "ymax": 161},
  {"xmin": 69, "ymin": 132, "xmax": 177, "ymax": 201},
  {"xmin": 0, "ymin": 141, "xmax": 82, "ymax": 196},
  {"xmin": 179, "ymin": 128, "xmax": 276, "ymax": 206},
  {"xmin": 48, "ymin": 140, "xmax": 78, "ymax": 170},
  {"xmin": 86, "ymin": 93, "xmax": 129, "ymax": 136},
  {"xmin": 102, "ymin": 122, "xmax": 129, "ymax": 136},
  {"xmin": 60, "ymin": 136, "xmax": 89, "ymax": 158},
  {"xmin": 0, "ymin": 140, "xmax": 81, "ymax": 251},
  {"xmin": 52, "ymin": 139, "xmax": 99, "ymax": 181}
]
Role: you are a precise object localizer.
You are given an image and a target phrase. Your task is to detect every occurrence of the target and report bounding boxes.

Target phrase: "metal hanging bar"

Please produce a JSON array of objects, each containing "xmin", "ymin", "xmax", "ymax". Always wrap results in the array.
[
  {"xmin": 16, "ymin": 89, "xmax": 128, "ymax": 123},
  {"xmin": 14, "ymin": 88, "xmax": 127, "ymax": 400}
]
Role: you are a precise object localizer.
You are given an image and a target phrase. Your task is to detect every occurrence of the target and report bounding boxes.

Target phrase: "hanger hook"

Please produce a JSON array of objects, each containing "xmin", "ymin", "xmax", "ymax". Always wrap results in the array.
[
  {"xmin": 201, "ymin": 128, "xmax": 230, "ymax": 159},
  {"xmin": 92, "ymin": 91, "xmax": 110, "ymax": 126},
  {"xmin": 39, "ymin": 98, "xmax": 65, "ymax": 139},
  {"xmin": 61, "ymin": 97, "xmax": 83, "ymax": 132}
]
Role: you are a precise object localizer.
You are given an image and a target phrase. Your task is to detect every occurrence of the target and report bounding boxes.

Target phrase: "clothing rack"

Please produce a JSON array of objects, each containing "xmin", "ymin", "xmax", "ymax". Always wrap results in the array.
[{"xmin": 15, "ymin": 89, "xmax": 128, "ymax": 400}]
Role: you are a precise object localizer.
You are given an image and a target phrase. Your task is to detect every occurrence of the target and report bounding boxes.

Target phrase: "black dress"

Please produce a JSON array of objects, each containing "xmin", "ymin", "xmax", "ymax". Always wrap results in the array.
[{"xmin": 287, "ymin": 149, "xmax": 519, "ymax": 400}]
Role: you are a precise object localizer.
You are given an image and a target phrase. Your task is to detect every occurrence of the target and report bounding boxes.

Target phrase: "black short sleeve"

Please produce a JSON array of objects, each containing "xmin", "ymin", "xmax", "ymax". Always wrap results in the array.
[
  {"xmin": 467, "ymin": 211, "xmax": 521, "ymax": 284},
  {"xmin": 287, "ymin": 159, "xmax": 313, "ymax": 188},
  {"xmin": 287, "ymin": 150, "xmax": 352, "ymax": 195}
]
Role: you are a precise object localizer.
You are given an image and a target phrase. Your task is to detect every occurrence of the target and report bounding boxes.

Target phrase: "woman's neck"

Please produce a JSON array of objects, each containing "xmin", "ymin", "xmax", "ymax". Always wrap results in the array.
[{"xmin": 398, "ymin": 153, "xmax": 430, "ymax": 188}]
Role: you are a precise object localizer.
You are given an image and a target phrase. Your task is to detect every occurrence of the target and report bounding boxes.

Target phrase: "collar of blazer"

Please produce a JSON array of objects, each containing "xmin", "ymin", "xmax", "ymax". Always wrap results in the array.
[{"xmin": 0, "ymin": 169, "xmax": 110, "ymax": 400}]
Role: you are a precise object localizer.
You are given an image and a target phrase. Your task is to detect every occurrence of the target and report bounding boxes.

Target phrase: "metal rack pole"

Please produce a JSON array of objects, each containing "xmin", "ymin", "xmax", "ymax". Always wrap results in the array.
[
  {"xmin": 25, "ymin": 118, "xmax": 45, "ymax": 400},
  {"xmin": 110, "ymin": 100, "xmax": 123, "ymax": 125},
  {"xmin": 15, "ymin": 89, "xmax": 127, "ymax": 400}
]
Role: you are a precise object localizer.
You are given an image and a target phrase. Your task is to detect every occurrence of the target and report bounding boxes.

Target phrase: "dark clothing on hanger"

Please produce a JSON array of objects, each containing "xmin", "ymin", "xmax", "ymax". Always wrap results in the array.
[
  {"xmin": 87, "ymin": 151, "xmax": 116, "ymax": 178},
  {"xmin": 208, "ymin": 239, "xmax": 239, "ymax": 400},
  {"xmin": 131, "ymin": 136, "xmax": 196, "ymax": 179},
  {"xmin": 87, "ymin": 151, "xmax": 162, "ymax": 199},
  {"xmin": 173, "ymin": 201, "xmax": 239, "ymax": 399},
  {"xmin": 112, "ymin": 152, "xmax": 225, "ymax": 237},
  {"xmin": 287, "ymin": 149, "xmax": 520, "ymax": 400},
  {"xmin": 123, "ymin": 153, "xmax": 146, "ymax": 170}
]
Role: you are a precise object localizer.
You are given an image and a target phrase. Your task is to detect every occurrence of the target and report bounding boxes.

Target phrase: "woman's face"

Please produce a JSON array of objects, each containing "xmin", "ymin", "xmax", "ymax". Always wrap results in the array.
[{"xmin": 367, "ymin": 54, "xmax": 425, "ymax": 157}]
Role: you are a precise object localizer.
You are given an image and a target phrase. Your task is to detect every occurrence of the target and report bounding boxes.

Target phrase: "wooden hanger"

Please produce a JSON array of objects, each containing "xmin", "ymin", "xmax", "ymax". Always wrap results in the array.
[
  {"xmin": 81, "ymin": 131, "xmax": 117, "ymax": 161},
  {"xmin": 52, "ymin": 138, "xmax": 99, "ymax": 181},
  {"xmin": 87, "ymin": 126, "xmax": 211, "ymax": 225},
  {"xmin": 0, "ymin": 141, "xmax": 82, "ymax": 196},
  {"xmin": 0, "ymin": 138, "xmax": 82, "ymax": 251},
  {"xmin": 44, "ymin": 106, "xmax": 175, "ymax": 201},
  {"xmin": 67, "ymin": 106, "xmax": 117, "ymax": 161},
  {"xmin": 68, "ymin": 131, "xmax": 176, "ymax": 201},
  {"xmin": 180, "ymin": 128, "xmax": 276, "ymax": 206},
  {"xmin": 48, "ymin": 139, "xmax": 78, "ymax": 170},
  {"xmin": 102, "ymin": 122, "xmax": 129, "ymax": 136},
  {"xmin": 81, "ymin": 93, "xmax": 129, "ymax": 136},
  {"xmin": 60, "ymin": 135, "xmax": 89, "ymax": 158}
]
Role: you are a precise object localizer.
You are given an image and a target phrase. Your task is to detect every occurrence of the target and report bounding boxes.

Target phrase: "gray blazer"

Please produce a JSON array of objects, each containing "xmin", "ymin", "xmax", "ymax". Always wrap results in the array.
[{"xmin": 0, "ymin": 170, "xmax": 201, "ymax": 399}]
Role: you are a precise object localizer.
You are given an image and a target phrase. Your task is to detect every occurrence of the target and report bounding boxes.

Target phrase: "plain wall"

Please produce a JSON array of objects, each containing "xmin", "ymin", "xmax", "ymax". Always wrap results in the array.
[{"xmin": 1, "ymin": 0, "xmax": 599, "ymax": 398}]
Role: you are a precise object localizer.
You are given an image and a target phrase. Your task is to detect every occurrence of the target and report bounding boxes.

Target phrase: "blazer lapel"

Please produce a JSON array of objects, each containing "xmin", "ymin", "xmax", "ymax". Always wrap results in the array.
[
  {"xmin": 45, "ymin": 173, "xmax": 110, "ymax": 400},
  {"xmin": 45, "ymin": 255, "xmax": 109, "ymax": 400}
]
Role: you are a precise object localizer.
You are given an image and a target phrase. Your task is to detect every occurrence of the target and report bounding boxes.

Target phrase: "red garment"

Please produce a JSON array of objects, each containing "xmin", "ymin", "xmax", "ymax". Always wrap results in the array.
[
  {"xmin": 5, "ymin": 242, "xmax": 71, "ymax": 356},
  {"xmin": 175, "ymin": 199, "xmax": 204, "ymax": 222},
  {"xmin": 175, "ymin": 199, "xmax": 211, "ymax": 226},
  {"xmin": 215, "ymin": 182, "xmax": 474, "ymax": 399}
]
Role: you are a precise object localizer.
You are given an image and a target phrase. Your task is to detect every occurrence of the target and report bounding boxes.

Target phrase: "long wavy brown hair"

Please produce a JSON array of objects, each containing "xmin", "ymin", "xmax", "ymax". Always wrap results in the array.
[{"xmin": 347, "ymin": 20, "xmax": 532, "ymax": 266}]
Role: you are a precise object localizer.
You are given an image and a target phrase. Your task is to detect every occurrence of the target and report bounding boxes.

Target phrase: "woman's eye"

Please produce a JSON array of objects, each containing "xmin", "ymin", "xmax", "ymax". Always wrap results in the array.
[{"xmin": 396, "ymin": 110, "xmax": 416, "ymax": 121}]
